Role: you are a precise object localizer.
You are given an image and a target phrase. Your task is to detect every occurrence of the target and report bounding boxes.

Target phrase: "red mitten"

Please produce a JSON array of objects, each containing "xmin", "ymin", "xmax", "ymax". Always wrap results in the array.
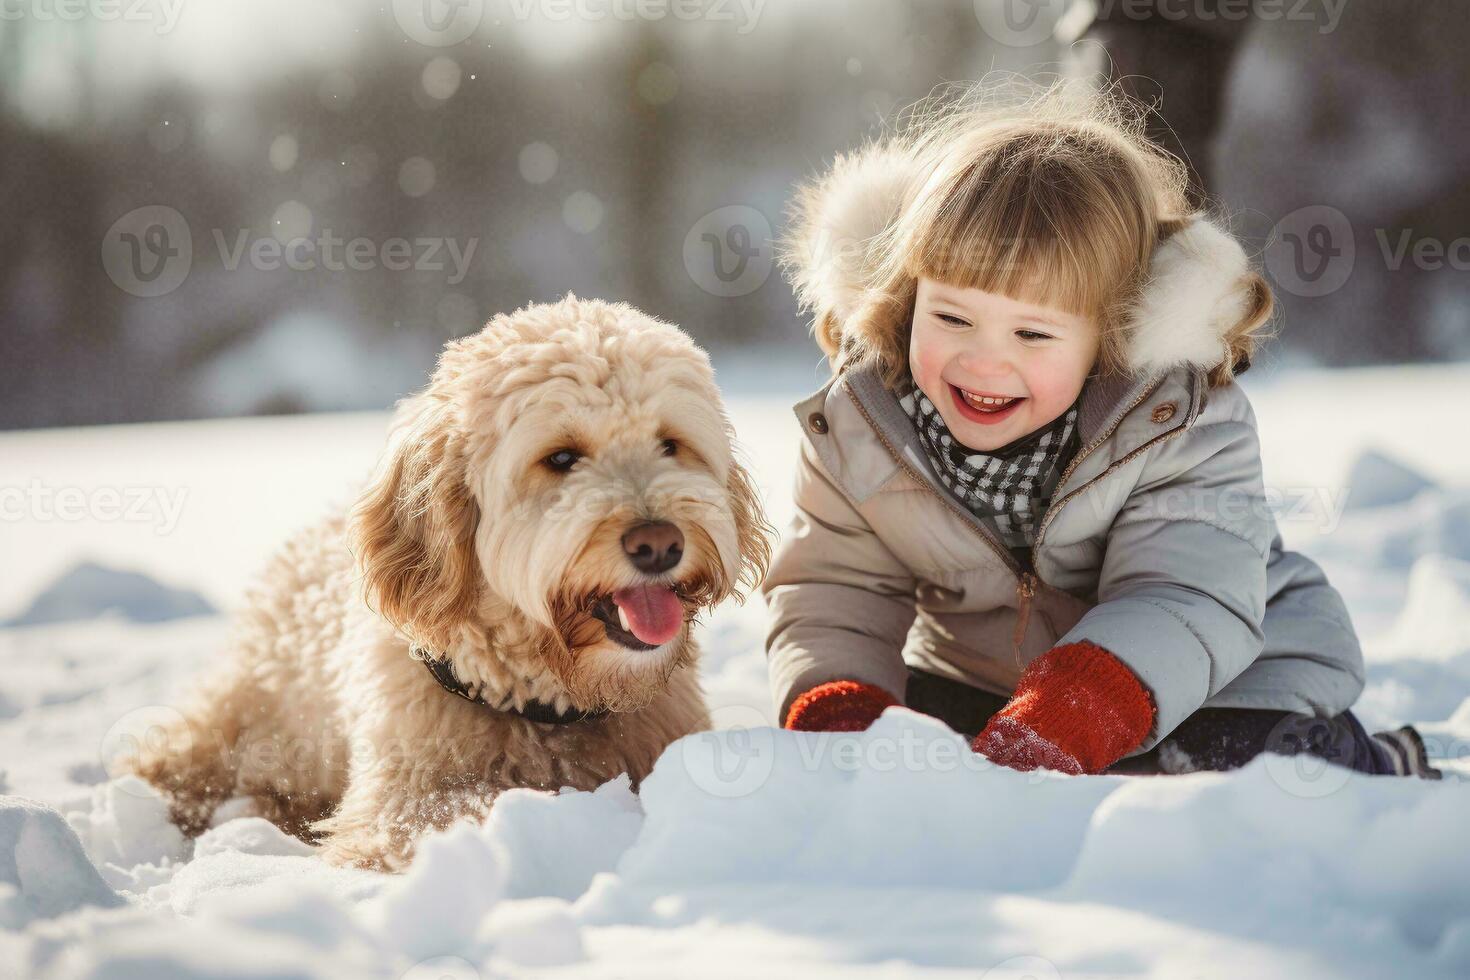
[
  {"xmin": 784, "ymin": 680, "xmax": 899, "ymax": 732},
  {"xmin": 971, "ymin": 641, "xmax": 1155, "ymax": 774}
]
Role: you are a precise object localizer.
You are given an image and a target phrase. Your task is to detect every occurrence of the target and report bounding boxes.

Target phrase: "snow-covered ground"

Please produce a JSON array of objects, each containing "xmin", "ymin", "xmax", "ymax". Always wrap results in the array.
[{"xmin": 2, "ymin": 360, "xmax": 1469, "ymax": 978}]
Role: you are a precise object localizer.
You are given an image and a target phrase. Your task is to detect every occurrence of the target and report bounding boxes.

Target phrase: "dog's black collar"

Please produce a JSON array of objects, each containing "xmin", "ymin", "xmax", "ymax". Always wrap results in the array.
[{"xmin": 413, "ymin": 648, "xmax": 607, "ymax": 726}]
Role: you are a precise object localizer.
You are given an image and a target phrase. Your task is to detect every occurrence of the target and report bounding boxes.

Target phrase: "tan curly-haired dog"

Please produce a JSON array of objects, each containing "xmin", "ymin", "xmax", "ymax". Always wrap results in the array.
[{"xmin": 127, "ymin": 295, "xmax": 773, "ymax": 871}]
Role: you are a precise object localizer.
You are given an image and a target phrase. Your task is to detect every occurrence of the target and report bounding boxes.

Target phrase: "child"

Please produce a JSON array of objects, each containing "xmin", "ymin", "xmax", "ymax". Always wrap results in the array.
[{"xmin": 761, "ymin": 80, "xmax": 1438, "ymax": 778}]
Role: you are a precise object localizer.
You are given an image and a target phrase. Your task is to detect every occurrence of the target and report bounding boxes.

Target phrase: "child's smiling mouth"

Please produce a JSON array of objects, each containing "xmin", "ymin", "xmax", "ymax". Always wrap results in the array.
[{"xmin": 950, "ymin": 383, "xmax": 1026, "ymax": 425}]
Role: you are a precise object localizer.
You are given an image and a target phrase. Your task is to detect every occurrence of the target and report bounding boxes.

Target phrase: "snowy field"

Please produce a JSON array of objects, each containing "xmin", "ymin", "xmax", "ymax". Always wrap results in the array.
[{"xmin": 2, "ymin": 360, "xmax": 1469, "ymax": 978}]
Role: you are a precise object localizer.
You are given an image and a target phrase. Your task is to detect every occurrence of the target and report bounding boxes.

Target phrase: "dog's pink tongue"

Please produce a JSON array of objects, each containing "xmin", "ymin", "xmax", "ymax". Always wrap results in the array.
[{"xmin": 611, "ymin": 585, "xmax": 684, "ymax": 646}]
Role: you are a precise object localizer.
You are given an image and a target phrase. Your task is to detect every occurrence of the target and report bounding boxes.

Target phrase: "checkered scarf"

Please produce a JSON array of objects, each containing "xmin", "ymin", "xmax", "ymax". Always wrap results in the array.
[{"xmin": 897, "ymin": 377, "xmax": 1081, "ymax": 549}]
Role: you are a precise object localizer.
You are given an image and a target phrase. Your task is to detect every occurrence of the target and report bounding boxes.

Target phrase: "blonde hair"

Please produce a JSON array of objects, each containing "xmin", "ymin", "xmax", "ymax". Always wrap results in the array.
[{"xmin": 796, "ymin": 77, "xmax": 1272, "ymax": 389}]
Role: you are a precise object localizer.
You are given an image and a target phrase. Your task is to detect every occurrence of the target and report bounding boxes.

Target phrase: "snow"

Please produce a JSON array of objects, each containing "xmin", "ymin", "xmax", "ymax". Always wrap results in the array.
[
  {"xmin": 2, "ymin": 563, "xmax": 214, "ymax": 629},
  {"xmin": 0, "ymin": 799, "xmax": 123, "ymax": 928},
  {"xmin": 1, "ymin": 362, "xmax": 1468, "ymax": 977}
]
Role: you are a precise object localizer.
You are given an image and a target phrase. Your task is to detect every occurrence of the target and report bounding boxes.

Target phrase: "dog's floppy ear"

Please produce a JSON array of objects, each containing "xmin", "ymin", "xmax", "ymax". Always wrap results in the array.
[
  {"xmin": 725, "ymin": 446, "xmax": 774, "ymax": 603},
  {"xmin": 350, "ymin": 395, "xmax": 480, "ymax": 651}
]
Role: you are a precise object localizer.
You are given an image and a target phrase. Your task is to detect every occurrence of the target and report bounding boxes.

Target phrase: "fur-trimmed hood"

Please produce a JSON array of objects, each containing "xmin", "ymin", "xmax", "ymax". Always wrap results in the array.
[{"xmin": 782, "ymin": 141, "xmax": 1259, "ymax": 377}]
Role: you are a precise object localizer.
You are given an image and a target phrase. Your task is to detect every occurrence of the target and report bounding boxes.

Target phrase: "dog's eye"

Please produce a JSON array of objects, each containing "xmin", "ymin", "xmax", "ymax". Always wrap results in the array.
[
  {"xmin": 660, "ymin": 438, "xmax": 678, "ymax": 457},
  {"xmin": 544, "ymin": 449, "xmax": 581, "ymax": 472}
]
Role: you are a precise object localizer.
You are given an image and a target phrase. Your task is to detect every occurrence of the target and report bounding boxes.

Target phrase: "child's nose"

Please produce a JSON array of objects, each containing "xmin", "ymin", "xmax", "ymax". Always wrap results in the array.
[{"xmin": 954, "ymin": 346, "xmax": 1013, "ymax": 380}]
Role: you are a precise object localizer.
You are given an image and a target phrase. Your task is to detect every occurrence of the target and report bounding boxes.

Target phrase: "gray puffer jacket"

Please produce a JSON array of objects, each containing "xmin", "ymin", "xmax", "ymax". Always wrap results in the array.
[{"xmin": 761, "ymin": 146, "xmax": 1365, "ymax": 755}]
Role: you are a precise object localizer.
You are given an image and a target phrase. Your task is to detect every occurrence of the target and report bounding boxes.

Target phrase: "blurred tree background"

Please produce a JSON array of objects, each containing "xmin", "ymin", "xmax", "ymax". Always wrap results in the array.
[{"xmin": 1, "ymin": 0, "xmax": 1467, "ymax": 429}]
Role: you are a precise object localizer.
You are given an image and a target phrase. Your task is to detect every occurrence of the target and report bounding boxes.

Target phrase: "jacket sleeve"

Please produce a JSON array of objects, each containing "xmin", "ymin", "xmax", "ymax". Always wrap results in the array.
[
  {"xmin": 761, "ymin": 434, "xmax": 917, "ymax": 725},
  {"xmin": 1054, "ymin": 401, "xmax": 1276, "ymax": 751},
  {"xmin": 1206, "ymin": 531, "xmax": 1365, "ymax": 715}
]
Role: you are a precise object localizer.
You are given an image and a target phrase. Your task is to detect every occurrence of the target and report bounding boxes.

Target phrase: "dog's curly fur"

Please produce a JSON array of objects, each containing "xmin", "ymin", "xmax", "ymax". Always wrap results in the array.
[{"xmin": 125, "ymin": 296, "xmax": 774, "ymax": 871}]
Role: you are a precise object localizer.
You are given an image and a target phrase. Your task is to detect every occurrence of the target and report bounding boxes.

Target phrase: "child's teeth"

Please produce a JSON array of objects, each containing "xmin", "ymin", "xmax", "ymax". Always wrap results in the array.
[{"xmin": 962, "ymin": 390, "xmax": 1017, "ymax": 410}]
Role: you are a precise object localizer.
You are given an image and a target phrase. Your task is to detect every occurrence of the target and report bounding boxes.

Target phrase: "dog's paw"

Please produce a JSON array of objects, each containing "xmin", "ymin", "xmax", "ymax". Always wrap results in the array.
[{"xmin": 316, "ymin": 833, "xmax": 406, "ymax": 873}]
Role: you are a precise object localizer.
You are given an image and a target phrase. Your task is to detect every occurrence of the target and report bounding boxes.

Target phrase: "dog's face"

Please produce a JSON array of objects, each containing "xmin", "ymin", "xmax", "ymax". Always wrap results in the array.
[{"xmin": 351, "ymin": 297, "xmax": 772, "ymax": 710}]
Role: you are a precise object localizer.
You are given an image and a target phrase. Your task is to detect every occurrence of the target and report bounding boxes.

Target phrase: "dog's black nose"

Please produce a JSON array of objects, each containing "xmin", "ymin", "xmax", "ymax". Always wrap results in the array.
[{"xmin": 622, "ymin": 521, "xmax": 684, "ymax": 574}]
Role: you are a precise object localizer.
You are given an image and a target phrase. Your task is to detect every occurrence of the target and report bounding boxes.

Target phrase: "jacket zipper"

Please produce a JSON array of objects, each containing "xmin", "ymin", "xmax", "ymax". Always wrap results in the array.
[
  {"xmin": 1011, "ymin": 572, "xmax": 1036, "ymax": 669},
  {"xmin": 841, "ymin": 379, "xmax": 1039, "ymax": 664},
  {"xmin": 840, "ymin": 373, "xmax": 1191, "ymax": 667},
  {"xmin": 1033, "ymin": 375, "xmax": 1187, "ymax": 551}
]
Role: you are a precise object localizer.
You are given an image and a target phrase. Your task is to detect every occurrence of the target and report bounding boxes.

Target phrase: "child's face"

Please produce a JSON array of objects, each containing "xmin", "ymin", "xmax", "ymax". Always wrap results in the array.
[{"xmin": 908, "ymin": 278, "xmax": 1100, "ymax": 452}]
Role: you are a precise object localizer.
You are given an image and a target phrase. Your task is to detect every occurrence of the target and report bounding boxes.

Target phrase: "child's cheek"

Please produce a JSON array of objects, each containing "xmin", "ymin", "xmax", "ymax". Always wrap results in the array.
[
  {"xmin": 1022, "ymin": 345, "xmax": 1093, "ymax": 417},
  {"xmin": 909, "ymin": 322, "xmax": 952, "ymax": 398}
]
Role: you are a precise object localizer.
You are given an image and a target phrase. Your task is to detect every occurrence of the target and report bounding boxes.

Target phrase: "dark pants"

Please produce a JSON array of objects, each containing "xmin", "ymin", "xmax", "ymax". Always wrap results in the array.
[{"xmin": 905, "ymin": 667, "xmax": 1417, "ymax": 777}]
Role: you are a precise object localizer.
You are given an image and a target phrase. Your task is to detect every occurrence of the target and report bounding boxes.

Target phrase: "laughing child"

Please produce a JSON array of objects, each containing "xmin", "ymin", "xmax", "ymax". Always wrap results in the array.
[{"xmin": 760, "ymin": 79, "xmax": 1438, "ymax": 779}]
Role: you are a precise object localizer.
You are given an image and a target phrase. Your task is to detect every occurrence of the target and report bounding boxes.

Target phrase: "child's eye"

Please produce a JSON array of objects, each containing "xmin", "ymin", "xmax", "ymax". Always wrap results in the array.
[
  {"xmin": 1016, "ymin": 329, "xmax": 1053, "ymax": 342},
  {"xmin": 935, "ymin": 312, "xmax": 970, "ymax": 327}
]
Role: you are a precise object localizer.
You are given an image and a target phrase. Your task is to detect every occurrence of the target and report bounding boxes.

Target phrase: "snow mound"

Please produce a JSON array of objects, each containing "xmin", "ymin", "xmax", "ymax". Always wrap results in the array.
[
  {"xmin": 1344, "ymin": 449, "xmax": 1437, "ymax": 510},
  {"xmin": 65, "ymin": 776, "xmax": 190, "ymax": 880},
  {"xmin": 0, "ymin": 796, "xmax": 123, "ymax": 926},
  {"xmin": 613, "ymin": 708, "xmax": 1117, "ymax": 894},
  {"xmin": 1380, "ymin": 555, "xmax": 1470, "ymax": 663},
  {"xmin": 490, "ymin": 776, "xmax": 644, "ymax": 900},
  {"xmin": 575, "ymin": 711, "xmax": 1470, "ymax": 975},
  {"xmin": 479, "ymin": 897, "xmax": 585, "ymax": 969},
  {"xmin": 193, "ymin": 818, "xmax": 317, "ymax": 860},
  {"xmin": 1064, "ymin": 759, "xmax": 1470, "ymax": 956},
  {"xmin": 1312, "ymin": 488, "xmax": 1470, "ymax": 571},
  {"xmin": 359, "ymin": 776, "xmax": 641, "ymax": 963},
  {"xmin": 3, "ymin": 562, "xmax": 215, "ymax": 628},
  {"xmin": 1359, "ymin": 555, "xmax": 1470, "ymax": 726},
  {"xmin": 361, "ymin": 820, "xmax": 509, "ymax": 963}
]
